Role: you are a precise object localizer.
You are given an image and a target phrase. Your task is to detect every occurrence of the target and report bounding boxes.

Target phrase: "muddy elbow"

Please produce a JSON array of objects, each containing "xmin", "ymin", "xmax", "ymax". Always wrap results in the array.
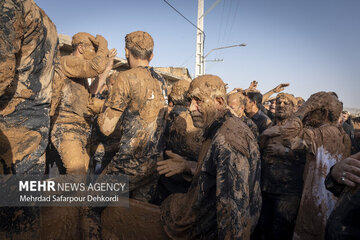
[
  {"xmin": 97, "ymin": 117, "xmax": 111, "ymax": 136},
  {"xmin": 98, "ymin": 122, "xmax": 113, "ymax": 137}
]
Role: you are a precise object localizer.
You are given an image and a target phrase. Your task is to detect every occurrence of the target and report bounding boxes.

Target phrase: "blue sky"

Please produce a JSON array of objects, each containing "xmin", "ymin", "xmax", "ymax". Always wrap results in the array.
[{"xmin": 35, "ymin": 0, "xmax": 360, "ymax": 108}]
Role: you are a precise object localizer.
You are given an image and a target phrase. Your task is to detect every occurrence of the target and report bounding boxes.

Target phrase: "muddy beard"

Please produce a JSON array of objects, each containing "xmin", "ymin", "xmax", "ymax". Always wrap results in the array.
[{"xmin": 276, "ymin": 111, "xmax": 291, "ymax": 121}]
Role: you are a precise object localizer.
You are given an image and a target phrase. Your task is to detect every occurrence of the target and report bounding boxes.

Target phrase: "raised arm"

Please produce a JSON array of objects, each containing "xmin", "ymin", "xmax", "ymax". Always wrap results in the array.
[
  {"xmin": 90, "ymin": 48, "xmax": 117, "ymax": 95},
  {"xmin": 262, "ymin": 83, "xmax": 290, "ymax": 103},
  {"xmin": 61, "ymin": 35, "xmax": 109, "ymax": 79}
]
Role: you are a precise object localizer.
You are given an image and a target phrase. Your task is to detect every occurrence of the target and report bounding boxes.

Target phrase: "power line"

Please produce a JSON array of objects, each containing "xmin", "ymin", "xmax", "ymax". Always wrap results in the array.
[
  {"xmin": 179, "ymin": 53, "xmax": 195, "ymax": 67},
  {"xmin": 225, "ymin": 0, "xmax": 241, "ymax": 44},
  {"xmin": 216, "ymin": 0, "xmax": 226, "ymax": 59},
  {"xmin": 163, "ymin": 0, "xmax": 205, "ymax": 37}
]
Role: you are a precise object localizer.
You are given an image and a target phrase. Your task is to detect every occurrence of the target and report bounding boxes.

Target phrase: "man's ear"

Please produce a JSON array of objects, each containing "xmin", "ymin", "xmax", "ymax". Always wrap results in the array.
[
  {"xmin": 125, "ymin": 48, "xmax": 129, "ymax": 59},
  {"xmin": 215, "ymin": 97, "xmax": 225, "ymax": 110},
  {"xmin": 77, "ymin": 44, "xmax": 85, "ymax": 54},
  {"xmin": 149, "ymin": 52, "xmax": 154, "ymax": 62}
]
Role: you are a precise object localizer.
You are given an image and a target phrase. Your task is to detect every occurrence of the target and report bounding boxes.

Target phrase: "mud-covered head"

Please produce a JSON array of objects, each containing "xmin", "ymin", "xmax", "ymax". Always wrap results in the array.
[
  {"xmin": 268, "ymin": 97, "xmax": 277, "ymax": 113},
  {"xmin": 72, "ymin": 32, "xmax": 96, "ymax": 60},
  {"xmin": 227, "ymin": 92, "xmax": 246, "ymax": 117},
  {"xmin": 275, "ymin": 93, "xmax": 296, "ymax": 120},
  {"xmin": 301, "ymin": 91, "xmax": 342, "ymax": 127},
  {"xmin": 188, "ymin": 75, "xmax": 227, "ymax": 129},
  {"xmin": 169, "ymin": 80, "xmax": 191, "ymax": 106},
  {"xmin": 342, "ymin": 110, "xmax": 350, "ymax": 122},
  {"xmin": 125, "ymin": 31, "xmax": 154, "ymax": 60},
  {"xmin": 296, "ymin": 97, "xmax": 305, "ymax": 107}
]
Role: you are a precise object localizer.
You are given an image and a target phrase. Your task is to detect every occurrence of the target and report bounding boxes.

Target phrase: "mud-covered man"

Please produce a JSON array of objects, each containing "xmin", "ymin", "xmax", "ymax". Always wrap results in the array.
[
  {"xmin": 263, "ymin": 92, "xmax": 351, "ymax": 240},
  {"xmin": 258, "ymin": 93, "xmax": 306, "ymax": 240},
  {"xmin": 97, "ymin": 31, "xmax": 168, "ymax": 202},
  {"xmin": 0, "ymin": 0, "xmax": 58, "ymax": 238},
  {"xmin": 50, "ymin": 32, "xmax": 109, "ymax": 174},
  {"xmin": 227, "ymin": 91, "xmax": 259, "ymax": 138},
  {"xmin": 154, "ymin": 80, "xmax": 202, "ymax": 204},
  {"xmin": 160, "ymin": 75, "xmax": 261, "ymax": 239}
]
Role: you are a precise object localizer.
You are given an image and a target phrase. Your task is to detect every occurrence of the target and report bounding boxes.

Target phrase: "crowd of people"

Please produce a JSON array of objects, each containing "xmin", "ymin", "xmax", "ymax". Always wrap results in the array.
[{"xmin": 1, "ymin": 0, "xmax": 360, "ymax": 239}]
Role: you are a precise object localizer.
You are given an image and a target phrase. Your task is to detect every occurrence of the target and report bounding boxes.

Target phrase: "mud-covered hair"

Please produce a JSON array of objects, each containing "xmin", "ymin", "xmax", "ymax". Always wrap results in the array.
[{"xmin": 125, "ymin": 31, "xmax": 154, "ymax": 60}]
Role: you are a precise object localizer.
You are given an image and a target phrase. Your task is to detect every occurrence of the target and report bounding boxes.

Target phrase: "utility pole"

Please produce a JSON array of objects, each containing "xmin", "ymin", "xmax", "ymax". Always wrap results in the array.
[{"xmin": 195, "ymin": 0, "xmax": 204, "ymax": 78}]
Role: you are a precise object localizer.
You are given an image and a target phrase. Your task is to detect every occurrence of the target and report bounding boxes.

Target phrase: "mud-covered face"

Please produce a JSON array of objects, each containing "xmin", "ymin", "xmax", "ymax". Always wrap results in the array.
[
  {"xmin": 227, "ymin": 96, "xmax": 244, "ymax": 117},
  {"xmin": 82, "ymin": 43, "xmax": 96, "ymax": 60},
  {"xmin": 275, "ymin": 96, "xmax": 293, "ymax": 120},
  {"xmin": 188, "ymin": 94, "xmax": 217, "ymax": 129},
  {"xmin": 228, "ymin": 97, "xmax": 240, "ymax": 115}
]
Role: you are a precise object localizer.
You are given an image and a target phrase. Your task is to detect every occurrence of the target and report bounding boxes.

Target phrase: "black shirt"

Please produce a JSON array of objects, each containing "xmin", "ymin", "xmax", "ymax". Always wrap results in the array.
[{"xmin": 250, "ymin": 109, "xmax": 272, "ymax": 135}]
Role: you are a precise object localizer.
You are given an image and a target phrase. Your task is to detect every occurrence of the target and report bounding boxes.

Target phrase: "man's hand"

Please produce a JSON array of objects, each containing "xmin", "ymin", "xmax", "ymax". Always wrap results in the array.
[
  {"xmin": 273, "ymin": 83, "xmax": 290, "ymax": 93},
  {"xmin": 262, "ymin": 126, "xmax": 281, "ymax": 138},
  {"xmin": 88, "ymin": 35, "xmax": 98, "ymax": 46},
  {"xmin": 108, "ymin": 48, "xmax": 117, "ymax": 59},
  {"xmin": 87, "ymin": 98, "xmax": 104, "ymax": 115},
  {"xmin": 265, "ymin": 143, "xmax": 288, "ymax": 157},
  {"xmin": 106, "ymin": 48, "xmax": 117, "ymax": 69},
  {"xmin": 92, "ymin": 34, "xmax": 107, "ymax": 49},
  {"xmin": 331, "ymin": 152, "xmax": 360, "ymax": 187},
  {"xmin": 249, "ymin": 80, "xmax": 258, "ymax": 90},
  {"xmin": 157, "ymin": 150, "xmax": 188, "ymax": 177}
]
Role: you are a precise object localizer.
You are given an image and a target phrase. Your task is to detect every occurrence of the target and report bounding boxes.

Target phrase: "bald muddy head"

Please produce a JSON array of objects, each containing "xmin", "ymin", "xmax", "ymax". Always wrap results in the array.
[
  {"xmin": 275, "ymin": 93, "xmax": 296, "ymax": 120},
  {"xmin": 188, "ymin": 75, "xmax": 226, "ymax": 129}
]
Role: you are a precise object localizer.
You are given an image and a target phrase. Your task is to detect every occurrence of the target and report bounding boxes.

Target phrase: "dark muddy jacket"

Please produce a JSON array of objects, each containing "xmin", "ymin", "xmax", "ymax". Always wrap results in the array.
[
  {"xmin": 161, "ymin": 110, "xmax": 262, "ymax": 239},
  {"xmin": 250, "ymin": 109, "xmax": 272, "ymax": 135}
]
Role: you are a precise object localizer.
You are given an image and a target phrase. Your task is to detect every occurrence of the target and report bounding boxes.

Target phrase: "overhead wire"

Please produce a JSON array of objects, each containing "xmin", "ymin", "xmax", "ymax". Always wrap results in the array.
[
  {"xmin": 163, "ymin": 0, "xmax": 205, "ymax": 38},
  {"xmin": 163, "ymin": 0, "xmax": 205, "ymax": 73},
  {"xmin": 215, "ymin": 0, "xmax": 226, "ymax": 60},
  {"xmin": 225, "ymin": 0, "xmax": 241, "ymax": 45}
]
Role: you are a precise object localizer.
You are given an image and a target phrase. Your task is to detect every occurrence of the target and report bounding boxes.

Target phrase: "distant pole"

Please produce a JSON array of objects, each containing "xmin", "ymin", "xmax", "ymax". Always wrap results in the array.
[{"xmin": 195, "ymin": 0, "xmax": 204, "ymax": 78}]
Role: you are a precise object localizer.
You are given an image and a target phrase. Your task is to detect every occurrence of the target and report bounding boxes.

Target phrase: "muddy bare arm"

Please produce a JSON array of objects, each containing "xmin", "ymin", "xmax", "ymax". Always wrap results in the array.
[
  {"xmin": 97, "ymin": 107, "xmax": 122, "ymax": 136},
  {"xmin": 0, "ymin": 3, "xmax": 23, "ymax": 96},
  {"xmin": 90, "ymin": 48, "xmax": 117, "ymax": 94},
  {"xmin": 262, "ymin": 83, "xmax": 290, "ymax": 103},
  {"xmin": 97, "ymin": 72, "xmax": 130, "ymax": 136}
]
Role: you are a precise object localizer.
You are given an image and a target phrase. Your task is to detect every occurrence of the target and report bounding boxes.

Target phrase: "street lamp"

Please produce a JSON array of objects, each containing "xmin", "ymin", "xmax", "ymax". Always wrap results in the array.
[{"xmin": 201, "ymin": 43, "xmax": 246, "ymax": 75}]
